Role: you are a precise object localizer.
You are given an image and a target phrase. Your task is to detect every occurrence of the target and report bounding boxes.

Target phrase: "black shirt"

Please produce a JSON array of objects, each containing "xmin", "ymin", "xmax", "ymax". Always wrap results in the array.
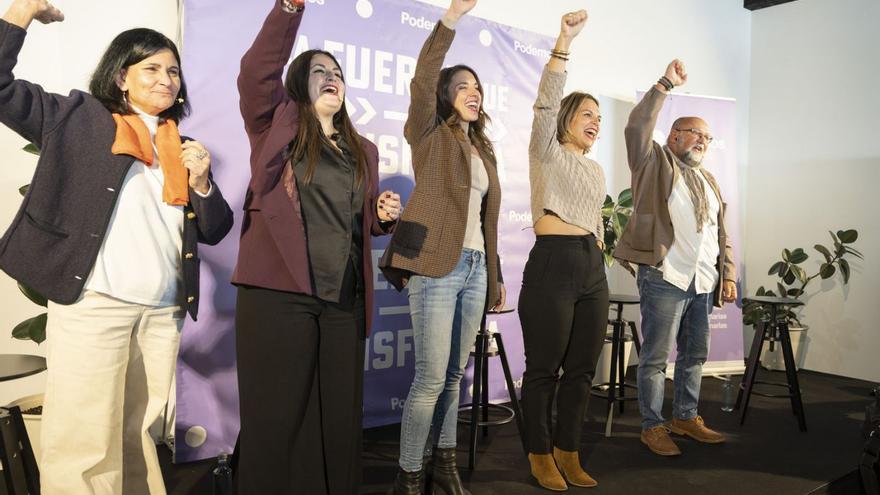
[{"xmin": 293, "ymin": 136, "xmax": 365, "ymax": 303}]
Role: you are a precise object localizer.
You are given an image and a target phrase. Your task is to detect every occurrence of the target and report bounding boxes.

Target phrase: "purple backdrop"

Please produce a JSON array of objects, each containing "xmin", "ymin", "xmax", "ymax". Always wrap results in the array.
[
  {"xmin": 636, "ymin": 90, "xmax": 744, "ymax": 372},
  {"xmin": 176, "ymin": 0, "xmax": 552, "ymax": 461}
]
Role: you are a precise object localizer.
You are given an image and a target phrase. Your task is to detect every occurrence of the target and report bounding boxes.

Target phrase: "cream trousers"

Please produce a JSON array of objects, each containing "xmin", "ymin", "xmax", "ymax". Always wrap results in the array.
[{"xmin": 41, "ymin": 290, "xmax": 182, "ymax": 495}]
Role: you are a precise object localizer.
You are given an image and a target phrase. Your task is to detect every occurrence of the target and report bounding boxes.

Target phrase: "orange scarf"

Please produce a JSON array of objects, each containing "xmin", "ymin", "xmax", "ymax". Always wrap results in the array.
[{"xmin": 110, "ymin": 114, "xmax": 189, "ymax": 206}]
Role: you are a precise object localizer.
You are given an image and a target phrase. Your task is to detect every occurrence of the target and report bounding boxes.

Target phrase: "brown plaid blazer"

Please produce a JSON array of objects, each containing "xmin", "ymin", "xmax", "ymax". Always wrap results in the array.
[{"xmin": 379, "ymin": 22, "xmax": 503, "ymax": 306}]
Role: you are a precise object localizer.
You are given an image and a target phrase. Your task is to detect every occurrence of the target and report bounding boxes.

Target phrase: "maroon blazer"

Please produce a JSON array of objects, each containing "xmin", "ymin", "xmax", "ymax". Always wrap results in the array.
[{"xmin": 232, "ymin": 4, "xmax": 389, "ymax": 334}]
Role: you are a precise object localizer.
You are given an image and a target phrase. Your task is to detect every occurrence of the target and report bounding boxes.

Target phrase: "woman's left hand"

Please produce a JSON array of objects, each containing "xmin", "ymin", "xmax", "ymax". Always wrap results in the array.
[
  {"xmin": 377, "ymin": 190, "xmax": 401, "ymax": 222},
  {"xmin": 493, "ymin": 283, "xmax": 506, "ymax": 311},
  {"xmin": 181, "ymin": 140, "xmax": 211, "ymax": 195}
]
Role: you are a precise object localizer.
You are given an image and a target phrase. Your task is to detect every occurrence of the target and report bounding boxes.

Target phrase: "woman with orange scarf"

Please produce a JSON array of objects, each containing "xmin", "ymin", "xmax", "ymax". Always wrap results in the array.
[{"xmin": 0, "ymin": 1, "xmax": 233, "ymax": 493}]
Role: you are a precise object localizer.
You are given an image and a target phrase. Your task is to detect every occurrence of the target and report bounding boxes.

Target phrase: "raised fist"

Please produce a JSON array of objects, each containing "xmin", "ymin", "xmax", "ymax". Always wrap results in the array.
[
  {"xmin": 560, "ymin": 10, "xmax": 587, "ymax": 39},
  {"xmin": 664, "ymin": 59, "xmax": 687, "ymax": 87}
]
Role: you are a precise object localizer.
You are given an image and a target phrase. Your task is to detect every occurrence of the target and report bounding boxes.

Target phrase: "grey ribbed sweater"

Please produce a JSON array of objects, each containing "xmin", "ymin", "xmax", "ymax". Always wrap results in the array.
[{"xmin": 528, "ymin": 66, "xmax": 606, "ymax": 238}]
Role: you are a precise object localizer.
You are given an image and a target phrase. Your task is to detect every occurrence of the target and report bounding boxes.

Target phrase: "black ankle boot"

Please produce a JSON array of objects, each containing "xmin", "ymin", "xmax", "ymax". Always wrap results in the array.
[
  {"xmin": 388, "ymin": 467, "xmax": 423, "ymax": 495},
  {"xmin": 426, "ymin": 448, "xmax": 470, "ymax": 495}
]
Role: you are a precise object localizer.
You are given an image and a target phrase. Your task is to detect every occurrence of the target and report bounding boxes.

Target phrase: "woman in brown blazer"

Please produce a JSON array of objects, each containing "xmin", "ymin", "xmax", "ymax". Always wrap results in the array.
[{"xmin": 379, "ymin": 0, "xmax": 504, "ymax": 493}]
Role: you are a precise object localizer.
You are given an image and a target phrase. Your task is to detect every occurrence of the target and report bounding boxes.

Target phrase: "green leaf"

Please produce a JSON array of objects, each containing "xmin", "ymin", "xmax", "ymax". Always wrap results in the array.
[
  {"xmin": 789, "ymin": 250, "xmax": 809, "ymax": 264},
  {"xmin": 814, "ymin": 244, "xmax": 832, "ymax": 262},
  {"xmin": 617, "ymin": 188, "xmax": 633, "ymax": 208},
  {"xmin": 819, "ymin": 263, "xmax": 835, "ymax": 279},
  {"xmin": 839, "ymin": 258, "xmax": 851, "ymax": 284},
  {"xmin": 603, "ymin": 251, "xmax": 614, "ymax": 268},
  {"xmin": 12, "ymin": 313, "xmax": 47, "ymax": 344},
  {"xmin": 777, "ymin": 282, "xmax": 786, "ymax": 297},
  {"xmin": 783, "ymin": 270, "xmax": 796, "ymax": 285},
  {"xmin": 787, "ymin": 288, "xmax": 803, "ymax": 298},
  {"xmin": 791, "ymin": 264, "xmax": 808, "ymax": 283},
  {"xmin": 782, "ymin": 248, "xmax": 792, "ymax": 262},
  {"xmin": 756, "ymin": 286, "xmax": 766, "ymax": 296},
  {"xmin": 835, "ymin": 243, "xmax": 846, "ymax": 257},
  {"xmin": 844, "ymin": 246, "xmax": 864, "ymax": 259},
  {"xmin": 612, "ymin": 217, "xmax": 623, "ymax": 238},
  {"xmin": 17, "ymin": 283, "xmax": 47, "ymax": 307},
  {"xmin": 22, "ymin": 143, "xmax": 40, "ymax": 155},
  {"xmin": 768, "ymin": 261, "xmax": 785, "ymax": 276},
  {"xmin": 837, "ymin": 229, "xmax": 858, "ymax": 244},
  {"xmin": 19, "ymin": 184, "xmax": 29, "ymax": 197},
  {"xmin": 617, "ymin": 212, "xmax": 630, "ymax": 231}
]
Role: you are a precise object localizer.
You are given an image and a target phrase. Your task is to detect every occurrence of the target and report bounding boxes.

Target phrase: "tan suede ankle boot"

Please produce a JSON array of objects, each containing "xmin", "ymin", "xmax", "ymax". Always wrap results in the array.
[
  {"xmin": 552, "ymin": 447, "xmax": 598, "ymax": 488},
  {"xmin": 528, "ymin": 453, "xmax": 567, "ymax": 492}
]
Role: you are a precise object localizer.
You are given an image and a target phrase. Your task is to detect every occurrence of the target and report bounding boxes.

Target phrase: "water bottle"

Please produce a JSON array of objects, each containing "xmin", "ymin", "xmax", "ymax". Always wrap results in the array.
[
  {"xmin": 213, "ymin": 453, "xmax": 233, "ymax": 495},
  {"xmin": 721, "ymin": 375, "xmax": 736, "ymax": 412}
]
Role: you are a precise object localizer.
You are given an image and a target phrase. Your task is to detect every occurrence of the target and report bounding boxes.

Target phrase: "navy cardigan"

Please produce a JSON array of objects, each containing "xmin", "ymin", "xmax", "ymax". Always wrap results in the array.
[{"xmin": 0, "ymin": 20, "xmax": 234, "ymax": 320}]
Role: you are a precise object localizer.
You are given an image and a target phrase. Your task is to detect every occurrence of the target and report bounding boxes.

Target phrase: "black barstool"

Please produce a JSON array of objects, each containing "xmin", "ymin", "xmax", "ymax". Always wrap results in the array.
[
  {"xmin": 735, "ymin": 296, "xmax": 807, "ymax": 431},
  {"xmin": 0, "ymin": 354, "xmax": 47, "ymax": 494},
  {"xmin": 590, "ymin": 294, "xmax": 642, "ymax": 437},
  {"xmin": 459, "ymin": 307, "xmax": 527, "ymax": 469}
]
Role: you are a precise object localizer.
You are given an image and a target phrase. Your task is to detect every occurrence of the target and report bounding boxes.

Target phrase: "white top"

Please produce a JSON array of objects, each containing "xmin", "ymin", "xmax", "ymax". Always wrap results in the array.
[
  {"xmin": 462, "ymin": 153, "xmax": 488, "ymax": 252},
  {"xmin": 84, "ymin": 107, "xmax": 184, "ymax": 307},
  {"xmin": 661, "ymin": 170, "xmax": 721, "ymax": 294}
]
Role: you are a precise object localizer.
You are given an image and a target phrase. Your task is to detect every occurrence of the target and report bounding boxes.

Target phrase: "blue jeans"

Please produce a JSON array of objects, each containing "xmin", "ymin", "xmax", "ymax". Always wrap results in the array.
[
  {"xmin": 398, "ymin": 249, "xmax": 488, "ymax": 472},
  {"xmin": 636, "ymin": 265, "xmax": 712, "ymax": 430}
]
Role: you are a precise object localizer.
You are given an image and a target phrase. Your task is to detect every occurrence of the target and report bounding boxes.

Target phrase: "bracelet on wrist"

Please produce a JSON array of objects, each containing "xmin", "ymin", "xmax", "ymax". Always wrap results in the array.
[
  {"xmin": 657, "ymin": 76, "xmax": 674, "ymax": 91},
  {"xmin": 550, "ymin": 53, "xmax": 569, "ymax": 61},
  {"xmin": 550, "ymin": 48, "xmax": 571, "ymax": 56}
]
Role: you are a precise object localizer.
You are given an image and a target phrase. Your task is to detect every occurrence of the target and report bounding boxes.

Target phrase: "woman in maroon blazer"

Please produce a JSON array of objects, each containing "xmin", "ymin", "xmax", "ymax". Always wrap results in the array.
[{"xmin": 233, "ymin": 1, "xmax": 399, "ymax": 493}]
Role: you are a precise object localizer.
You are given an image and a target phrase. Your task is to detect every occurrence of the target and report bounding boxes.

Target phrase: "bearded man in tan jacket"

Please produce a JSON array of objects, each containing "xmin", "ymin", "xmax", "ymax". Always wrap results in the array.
[{"xmin": 615, "ymin": 59, "xmax": 737, "ymax": 457}]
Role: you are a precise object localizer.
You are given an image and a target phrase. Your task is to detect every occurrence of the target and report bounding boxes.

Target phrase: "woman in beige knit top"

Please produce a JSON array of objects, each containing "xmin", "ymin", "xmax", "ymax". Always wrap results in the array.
[{"xmin": 517, "ymin": 10, "xmax": 611, "ymax": 492}]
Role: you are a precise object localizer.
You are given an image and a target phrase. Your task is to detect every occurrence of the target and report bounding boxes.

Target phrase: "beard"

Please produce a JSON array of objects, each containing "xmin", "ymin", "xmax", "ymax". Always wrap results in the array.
[{"xmin": 681, "ymin": 149, "xmax": 704, "ymax": 168}]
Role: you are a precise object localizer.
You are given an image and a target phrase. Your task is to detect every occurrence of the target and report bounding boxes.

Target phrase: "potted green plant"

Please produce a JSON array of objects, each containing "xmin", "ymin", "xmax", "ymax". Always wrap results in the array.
[
  {"xmin": 11, "ymin": 143, "xmax": 47, "ymax": 345},
  {"xmin": 594, "ymin": 188, "xmax": 635, "ymax": 386},
  {"xmin": 743, "ymin": 229, "xmax": 862, "ymax": 370},
  {"xmin": 6, "ymin": 143, "xmax": 48, "ymax": 463},
  {"xmin": 601, "ymin": 188, "xmax": 634, "ymax": 275}
]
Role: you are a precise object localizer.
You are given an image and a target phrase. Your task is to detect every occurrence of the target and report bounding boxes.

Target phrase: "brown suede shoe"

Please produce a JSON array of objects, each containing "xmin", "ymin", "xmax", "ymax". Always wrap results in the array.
[
  {"xmin": 668, "ymin": 416, "xmax": 726, "ymax": 444},
  {"xmin": 528, "ymin": 453, "xmax": 568, "ymax": 492},
  {"xmin": 640, "ymin": 426, "xmax": 682, "ymax": 456},
  {"xmin": 552, "ymin": 447, "xmax": 597, "ymax": 488}
]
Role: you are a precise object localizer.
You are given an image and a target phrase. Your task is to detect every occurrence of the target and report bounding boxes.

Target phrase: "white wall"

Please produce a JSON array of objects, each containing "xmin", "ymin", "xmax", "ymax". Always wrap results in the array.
[
  {"xmin": 0, "ymin": 0, "xmax": 179, "ymax": 405},
  {"xmin": 747, "ymin": 0, "xmax": 880, "ymax": 381}
]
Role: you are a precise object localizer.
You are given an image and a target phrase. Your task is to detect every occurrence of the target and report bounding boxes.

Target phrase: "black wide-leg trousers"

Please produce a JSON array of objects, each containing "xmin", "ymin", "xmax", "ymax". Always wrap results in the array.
[
  {"xmin": 518, "ymin": 234, "xmax": 610, "ymax": 453},
  {"xmin": 235, "ymin": 282, "xmax": 366, "ymax": 495}
]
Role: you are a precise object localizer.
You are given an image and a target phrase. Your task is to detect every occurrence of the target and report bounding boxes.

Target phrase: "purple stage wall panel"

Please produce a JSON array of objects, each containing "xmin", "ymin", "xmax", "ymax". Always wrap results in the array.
[
  {"xmin": 176, "ymin": 0, "xmax": 552, "ymax": 461},
  {"xmin": 175, "ymin": 0, "xmax": 743, "ymax": 463}
]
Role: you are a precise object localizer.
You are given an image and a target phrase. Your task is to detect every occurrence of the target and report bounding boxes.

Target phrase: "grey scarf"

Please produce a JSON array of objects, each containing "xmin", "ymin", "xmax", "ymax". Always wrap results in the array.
[{"xmin": 677, "ymin": 162, "xmax": 710, "ymax": 233}]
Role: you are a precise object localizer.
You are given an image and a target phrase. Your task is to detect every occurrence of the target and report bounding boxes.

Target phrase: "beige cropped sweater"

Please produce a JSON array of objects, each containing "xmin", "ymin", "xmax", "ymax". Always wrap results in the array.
[{"xmin": 528, "ymin": 66, "xmax": 606, "ymax": 238}]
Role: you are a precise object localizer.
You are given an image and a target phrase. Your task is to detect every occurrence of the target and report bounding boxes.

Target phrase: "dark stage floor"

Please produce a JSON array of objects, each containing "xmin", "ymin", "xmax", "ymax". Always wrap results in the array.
[{"xmin": 161, "ymin": 369, "xmax": 876, "ymax": 494}]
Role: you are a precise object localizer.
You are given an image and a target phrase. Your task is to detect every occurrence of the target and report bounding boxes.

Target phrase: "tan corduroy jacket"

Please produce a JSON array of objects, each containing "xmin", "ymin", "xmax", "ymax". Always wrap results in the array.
[
  {"xmin": 379, "ymin": 22, "xmax": 503, "ymax": 306},
  {"xmin": 613, "ymin": 87, "xmax": 736, "ymax": 308}
]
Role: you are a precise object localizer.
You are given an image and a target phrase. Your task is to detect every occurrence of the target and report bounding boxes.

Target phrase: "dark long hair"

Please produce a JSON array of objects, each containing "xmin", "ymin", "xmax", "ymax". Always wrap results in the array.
[
  {"xmin": 284, "ymin": 49, "xmax": 366, "ymax": 187},
  {"xmin": 436, "ymin": 65, "xmax": 496, "ymax": 162},
  {"xmin": 556, "ymin": 92, "xmax": 599, "ymax": 146},
  {"xmin": 89, "ymin": 28, "xmax": 190, "ymax": 123}
]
